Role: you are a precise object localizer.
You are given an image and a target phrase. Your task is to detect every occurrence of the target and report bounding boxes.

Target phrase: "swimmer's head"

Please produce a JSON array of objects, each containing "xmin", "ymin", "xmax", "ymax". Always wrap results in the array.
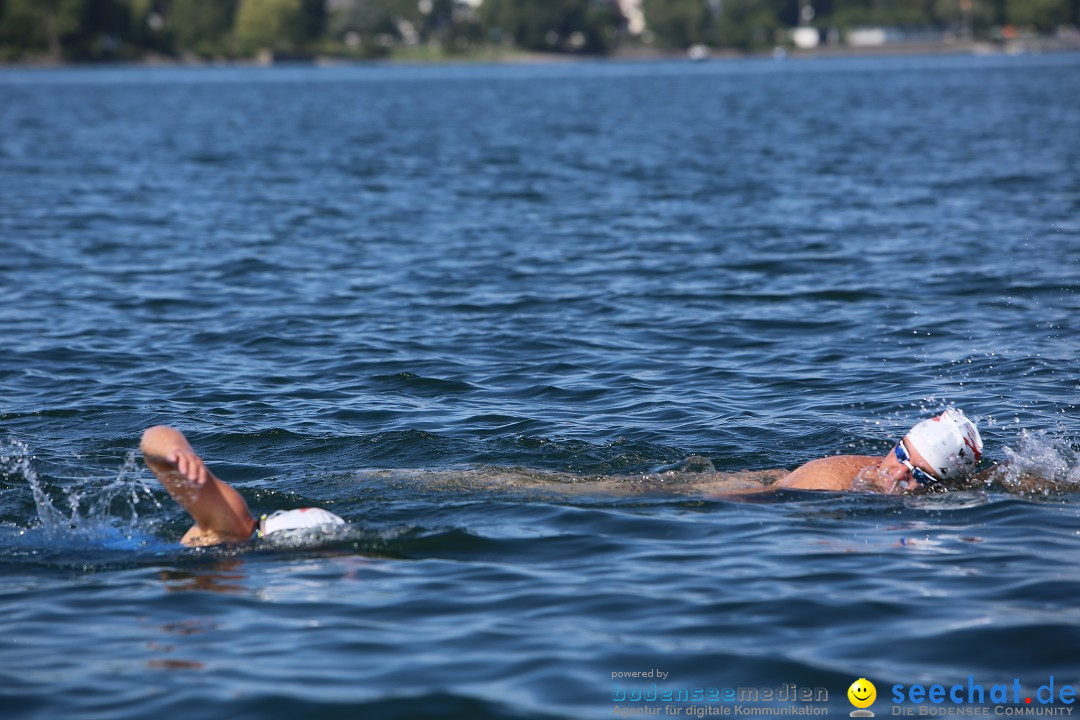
[{"xmin": 905, "ymin": 408, "xmax": 983, "ymax": 481}]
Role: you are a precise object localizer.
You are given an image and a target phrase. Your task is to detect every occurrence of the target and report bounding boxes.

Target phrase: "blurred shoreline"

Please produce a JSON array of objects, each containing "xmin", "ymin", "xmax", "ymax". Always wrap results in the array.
[{"xmin": 3, "ymin": 37, "xmax": 1078, "ymax": 69}]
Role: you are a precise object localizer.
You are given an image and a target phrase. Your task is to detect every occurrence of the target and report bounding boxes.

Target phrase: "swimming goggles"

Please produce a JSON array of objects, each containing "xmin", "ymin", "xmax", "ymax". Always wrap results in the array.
[{"xmin": 895, "ymin": 439, "xmax": 940, "ymax": 485}]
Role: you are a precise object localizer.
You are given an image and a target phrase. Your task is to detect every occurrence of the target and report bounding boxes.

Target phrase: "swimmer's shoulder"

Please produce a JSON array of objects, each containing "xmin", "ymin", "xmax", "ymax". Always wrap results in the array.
[{"xmin": 775, "ymin": 454, "xmax": 878, "ymax": 491}]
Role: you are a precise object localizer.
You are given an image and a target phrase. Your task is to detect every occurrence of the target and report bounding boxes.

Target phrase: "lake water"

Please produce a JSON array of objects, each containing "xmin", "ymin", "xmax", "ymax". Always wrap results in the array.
[{"xmin": 1, "ymin": 53, "xmax": 1079, "ymax": 720}]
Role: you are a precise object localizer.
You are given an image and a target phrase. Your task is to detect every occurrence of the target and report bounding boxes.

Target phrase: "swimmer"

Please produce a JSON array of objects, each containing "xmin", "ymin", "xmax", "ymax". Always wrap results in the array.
[
  {"xmin": 141, "ymin": 409, "xmax": 982, "ymax": 543},
  {"xmin": 773, "ymin": 408, "xmax": 983, "ymax": 493},
  {"xmin": 140, "ymin": 425, "xmax": 344, "ymax": 546}
]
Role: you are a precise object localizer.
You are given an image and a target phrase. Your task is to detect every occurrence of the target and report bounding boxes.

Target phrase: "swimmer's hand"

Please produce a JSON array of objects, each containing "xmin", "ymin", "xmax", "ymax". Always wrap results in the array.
[
  {"xmin": 166, "ymin": 448, "xmax": 210, "ymax": 488},
  {"xmin": 141, "ymin": 426, "xmax": 211, "ymax": 489}
]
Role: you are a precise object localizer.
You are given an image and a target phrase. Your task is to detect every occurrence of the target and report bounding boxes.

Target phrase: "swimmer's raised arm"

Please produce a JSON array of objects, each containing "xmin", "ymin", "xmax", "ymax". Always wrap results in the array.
[{"xmin": 141, "ymin": 426, "xmax": 256, "ymax": 546}]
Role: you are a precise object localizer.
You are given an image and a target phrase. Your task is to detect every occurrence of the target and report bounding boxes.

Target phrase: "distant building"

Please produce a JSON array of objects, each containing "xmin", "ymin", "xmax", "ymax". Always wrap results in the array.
[
  {"xmin": 847, "ymin": 27, "xmax": 888, "ymax": 47},
  {"xmin": 791, "ymin": 26, "xmax": 819, "ymax": 48}
]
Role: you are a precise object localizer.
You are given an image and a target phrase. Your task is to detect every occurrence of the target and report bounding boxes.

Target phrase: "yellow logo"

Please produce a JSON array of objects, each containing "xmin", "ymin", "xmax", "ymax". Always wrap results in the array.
[{"xmin": 848, "ymin": 678, "xmax": 876, "ymax": 717}]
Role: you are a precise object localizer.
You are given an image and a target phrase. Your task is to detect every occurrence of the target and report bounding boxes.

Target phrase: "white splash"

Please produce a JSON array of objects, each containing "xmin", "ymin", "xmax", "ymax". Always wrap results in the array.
[
  {"xmin": 1, "ymin": 438, "xmax": 162, "ymax": 542},
  {"xmin": 998, "ymin": 430, "xmax": 1080, "ymax": 491}
]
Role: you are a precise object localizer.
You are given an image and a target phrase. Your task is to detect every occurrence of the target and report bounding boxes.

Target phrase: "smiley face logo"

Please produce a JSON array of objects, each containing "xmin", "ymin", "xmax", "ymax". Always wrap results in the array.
[{"xmin": 848, "ymin": 678, "xmax": 877, "ymax": 709}]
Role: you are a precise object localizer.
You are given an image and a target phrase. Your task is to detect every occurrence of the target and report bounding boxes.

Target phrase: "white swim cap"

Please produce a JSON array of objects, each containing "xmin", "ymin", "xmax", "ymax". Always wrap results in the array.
[
  {"xmin": 905, "ymin": 408, "xmax": 983, "ymax": 480},
  {"xmin": 260, "ymin": 507, "xmax": 346, "ymax": 536}
]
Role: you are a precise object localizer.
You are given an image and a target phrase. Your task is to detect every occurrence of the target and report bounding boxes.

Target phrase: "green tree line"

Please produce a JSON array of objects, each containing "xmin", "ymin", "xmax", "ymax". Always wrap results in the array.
[
  {"xmin": 1, "ymin": 0, "xmax": 1077, "ymax": 62},
  {"xmin": 645, "ymin": 0, "xmax": 1080, "ymax": 50}
]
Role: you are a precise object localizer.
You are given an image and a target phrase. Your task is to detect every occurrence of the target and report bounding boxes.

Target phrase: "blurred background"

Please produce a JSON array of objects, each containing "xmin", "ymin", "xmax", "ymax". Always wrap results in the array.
[{"xmin": 1, "ymin": 0, "xmax": 1078, "ymax": 64}]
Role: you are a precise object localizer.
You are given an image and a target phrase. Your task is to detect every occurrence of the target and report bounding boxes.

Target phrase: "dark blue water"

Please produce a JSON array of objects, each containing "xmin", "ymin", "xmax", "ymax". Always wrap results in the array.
[{"xmin": 1, "ymin": 53, "xmax": 1079, "ymax": 720}]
